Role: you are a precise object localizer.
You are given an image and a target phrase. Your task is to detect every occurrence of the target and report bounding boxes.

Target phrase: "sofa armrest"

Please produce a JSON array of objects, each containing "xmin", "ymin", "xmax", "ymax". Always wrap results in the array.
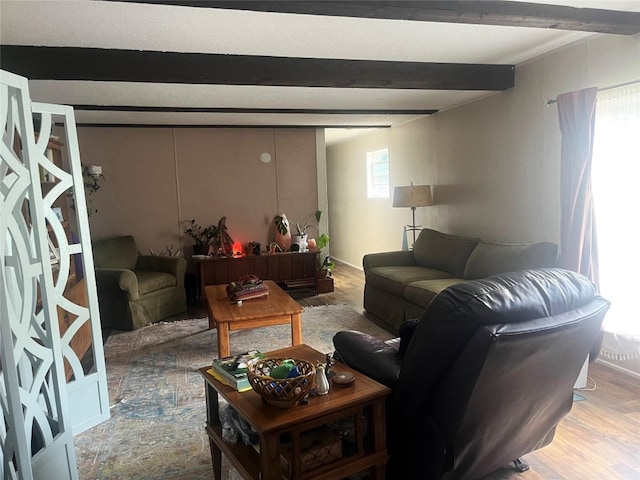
[
  {"xmin": 333, "ymin": 331, "xmax": 402, "ymax": 389},
  {"xmin": 95, "ymin": 268, "xmax": 140, "ymax": 301},
  {"xmin": 136, "ymin": 255, "xmax": 188, "ymax": 287},
  {"xmin": 363, "ymin": 251, "xmax": 415, "ymax": 271}
]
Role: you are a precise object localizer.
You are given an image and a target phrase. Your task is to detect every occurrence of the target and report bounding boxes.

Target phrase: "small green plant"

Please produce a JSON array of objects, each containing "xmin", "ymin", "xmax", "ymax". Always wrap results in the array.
[
  {"xmin": 184, "ymin": 219, "xmax": 218, "ymax": 246},
  {"xmin": 319, "ymin": 254, "xmax": 335, "ymax": 273},
  {"xmin": 294, "ymin": 210, "xmax": 323, "ymax": 235}
]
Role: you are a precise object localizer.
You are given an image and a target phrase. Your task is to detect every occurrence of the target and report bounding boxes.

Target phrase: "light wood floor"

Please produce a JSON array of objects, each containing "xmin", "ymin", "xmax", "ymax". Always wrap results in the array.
[{"xmin": 185, "ymin": 260, "xmax": 640, "ymax": 479}]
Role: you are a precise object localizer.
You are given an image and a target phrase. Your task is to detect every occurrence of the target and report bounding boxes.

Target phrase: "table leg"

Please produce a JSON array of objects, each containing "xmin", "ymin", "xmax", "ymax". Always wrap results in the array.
[
  {"xmin": 291, "ymin": 312, "xmax": 302, "ymax": 346},
  {"xmin": 217, "ymin": 321, "xmax": 230, "ymax": 358},
  {"xmin": 207, "ymin": 302, "xmax": 215, "ymax": 330},
  {"xmin": 209, "ymin": 437, "xmax": 222, "ymax": 480},
  {"xmin": 259, "ymin": 433, "xmax": 281, "ymax": 480}
]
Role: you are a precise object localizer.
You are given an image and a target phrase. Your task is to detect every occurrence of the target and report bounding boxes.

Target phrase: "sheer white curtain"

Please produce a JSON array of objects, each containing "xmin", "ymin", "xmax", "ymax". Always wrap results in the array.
[{"xmin": 592, "ymin": 82, "xmax": 640, "ymax": 361}]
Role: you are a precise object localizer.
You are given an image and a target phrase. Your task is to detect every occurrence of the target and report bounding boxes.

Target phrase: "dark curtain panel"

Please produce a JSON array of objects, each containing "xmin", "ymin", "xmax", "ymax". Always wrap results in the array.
[{"xmin": 557, "ymin": 86, "xmax": 601, "ymax": 359}]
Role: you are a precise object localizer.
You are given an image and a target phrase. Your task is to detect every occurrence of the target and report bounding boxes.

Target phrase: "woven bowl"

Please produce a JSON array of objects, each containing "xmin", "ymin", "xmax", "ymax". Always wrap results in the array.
[{"xmin": 247, "ymin": 357, "xmax": 316, "ymax": 408}]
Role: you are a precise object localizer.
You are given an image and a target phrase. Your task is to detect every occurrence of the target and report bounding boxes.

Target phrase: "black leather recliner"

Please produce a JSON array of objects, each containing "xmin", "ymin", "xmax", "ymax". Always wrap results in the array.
[{"xmin": 333, "ymin": 268, "xmax": 609, "ymax": 480}]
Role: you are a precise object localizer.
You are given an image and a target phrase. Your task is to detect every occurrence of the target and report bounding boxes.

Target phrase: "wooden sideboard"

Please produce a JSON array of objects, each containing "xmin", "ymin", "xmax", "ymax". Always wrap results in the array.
[{"xmin": 196, "ymin": 251, "xmax": 320, "ymax": 300}]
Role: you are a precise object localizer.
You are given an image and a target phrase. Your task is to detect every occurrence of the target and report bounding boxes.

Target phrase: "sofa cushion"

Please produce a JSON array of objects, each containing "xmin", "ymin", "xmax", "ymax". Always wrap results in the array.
[
  {"xmin": 135, "ymin": 271, "xmax": 177, "ymax": 296},
  {"xmin": 463, "ymin": 241, "xmax": 558, "ymax": 280},
  {"xmin": 404, "ymin": 278, "xmax": 465, "ymax": 308},
  {"xmin": 93, "ymin": 235, "xmax": 138, "ymax": 270},
  {"xmin": 413, "ymin": 229, "xmax": 480, "ymax": 277},
  {"xmin": 367, "ymin": 266, "xmax": 455, "ymax": 296}
]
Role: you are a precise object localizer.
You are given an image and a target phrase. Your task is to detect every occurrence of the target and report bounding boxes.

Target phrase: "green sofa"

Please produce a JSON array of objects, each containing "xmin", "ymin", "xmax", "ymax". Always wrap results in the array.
[
  {"xmin": 363, "ymin": 228, "xmax": 558, "ymax": 334},
  {"xmin": 93, "ymin": 235, "xmax": 188, "ymax": 330}
]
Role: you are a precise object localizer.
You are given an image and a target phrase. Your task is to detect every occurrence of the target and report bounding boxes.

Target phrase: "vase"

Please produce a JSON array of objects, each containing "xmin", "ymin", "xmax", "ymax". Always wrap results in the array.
[
  {"xmin": 274, "ymin": 213, "xmax": 291, "ymax": 251},
  {"xmin": 315, "ymin": 363, "xmax": 330, "ymax": 395},
  {"xmin": 291, "ymin": 234, "xmax": 308, "ymax": 252},
  {"xmin": 192, "ymin": 244, "xmax": 209, "ymax": 255},
  {"xmin": 276, "ymin": 231, "xmax": 291, "ymax": 252}
]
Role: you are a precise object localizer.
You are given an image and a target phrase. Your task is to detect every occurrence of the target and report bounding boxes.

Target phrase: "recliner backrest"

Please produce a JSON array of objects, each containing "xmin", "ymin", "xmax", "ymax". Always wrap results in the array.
[{"xmin": 395, "ymin": 268, "xmax": 609, "ymax": 479}]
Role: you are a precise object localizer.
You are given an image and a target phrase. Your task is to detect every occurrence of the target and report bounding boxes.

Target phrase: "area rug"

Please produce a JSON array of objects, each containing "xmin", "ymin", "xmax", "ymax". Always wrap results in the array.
[{"xmin": 74, "ymin": 304, "xmax": 393, "ymax": 479}]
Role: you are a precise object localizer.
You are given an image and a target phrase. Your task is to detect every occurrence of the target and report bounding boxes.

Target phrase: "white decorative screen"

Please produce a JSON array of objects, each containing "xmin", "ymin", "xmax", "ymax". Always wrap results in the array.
[{"xmin": 1, "ymin": 70, "xmax": 109, "ymax": 480}]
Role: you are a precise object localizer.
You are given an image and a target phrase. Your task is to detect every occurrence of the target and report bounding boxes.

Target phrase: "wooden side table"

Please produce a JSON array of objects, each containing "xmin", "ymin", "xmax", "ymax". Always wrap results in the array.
[{"xmin": 199, "ymin": 344, "xmax": 391, "ymax": 480}]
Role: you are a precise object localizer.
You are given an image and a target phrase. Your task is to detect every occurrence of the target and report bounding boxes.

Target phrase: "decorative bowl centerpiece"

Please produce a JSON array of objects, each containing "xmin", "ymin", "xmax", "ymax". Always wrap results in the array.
[{"xmin": 247, "ymin": 357, "xmax": 316, "ymax": 408}]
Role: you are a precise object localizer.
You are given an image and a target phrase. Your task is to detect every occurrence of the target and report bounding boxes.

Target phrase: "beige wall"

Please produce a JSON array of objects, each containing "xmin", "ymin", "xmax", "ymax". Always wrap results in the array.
[
  {"xmin": 327, "ymin": 34, "xmax": 640, "ymax": 269},
  {"xmin": 78, "ymin": 127, "xmax": 318, "ymax": 260}
]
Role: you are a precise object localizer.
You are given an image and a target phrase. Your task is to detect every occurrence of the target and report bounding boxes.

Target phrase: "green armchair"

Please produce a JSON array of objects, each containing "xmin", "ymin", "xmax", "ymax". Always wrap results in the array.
[{"xmin": 92, "ymin": 235, "xmax": 188, "ymax": 330}]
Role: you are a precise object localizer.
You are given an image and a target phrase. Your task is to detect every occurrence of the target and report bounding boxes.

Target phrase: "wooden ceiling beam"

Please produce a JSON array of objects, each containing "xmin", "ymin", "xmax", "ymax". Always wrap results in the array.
[
  {"xmin": 122, "ymin": 0, "xmax": 640, "ymax": 35},
  {"xmin": 72, "ymin": 105, "xmax": 439, "ymax": 115},
  {"xmin": 0, "ymin": 46, "xmax": 514, "ymax": 91}
]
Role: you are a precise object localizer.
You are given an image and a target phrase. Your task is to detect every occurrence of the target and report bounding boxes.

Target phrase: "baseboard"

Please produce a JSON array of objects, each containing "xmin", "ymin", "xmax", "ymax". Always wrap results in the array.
[
  {"xmin": 596, "ymin": 358, "xmax": 640, "ymax": 379},
  {"xmin": 333, "ymin": 257, "xmax": 363, "ymax": 271}
]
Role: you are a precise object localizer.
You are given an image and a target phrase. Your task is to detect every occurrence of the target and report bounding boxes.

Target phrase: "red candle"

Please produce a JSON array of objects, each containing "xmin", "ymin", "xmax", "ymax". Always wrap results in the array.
[
  {"xmin": 307, "ymin": 238, "xmax": 317, "ymax": 250},
  {"xmin": 232, "ymin": 241, "xmax": 243, "ymax": 256}
]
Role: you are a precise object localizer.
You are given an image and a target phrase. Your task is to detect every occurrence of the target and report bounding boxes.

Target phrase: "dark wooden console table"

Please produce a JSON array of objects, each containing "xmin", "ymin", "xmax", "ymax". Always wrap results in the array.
[{"xmin": 196, "ymin": 251, "xmax": 320, "ymax": 300}]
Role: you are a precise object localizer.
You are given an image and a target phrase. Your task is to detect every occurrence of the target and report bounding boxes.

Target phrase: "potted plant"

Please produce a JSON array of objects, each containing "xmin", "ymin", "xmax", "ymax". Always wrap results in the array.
[
  {"xmin": 275, "ymin": 210, "xmax": 325, "ymax": 252},
  {"xmin": 316, "ymin": 234, "xmax": 334, "ymax": 279},
  {"xmin": 184, "ymin": 219, "xmax": 218, "ymax": 255},
  {"xmin": 273, "ymin": 214, "xmax": 291, "ymax": 251}
]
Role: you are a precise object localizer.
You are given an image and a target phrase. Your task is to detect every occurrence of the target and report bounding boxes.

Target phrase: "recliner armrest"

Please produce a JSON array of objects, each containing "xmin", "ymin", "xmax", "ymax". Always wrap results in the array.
[
  {"xmin": 95, "ymin": 268, "xmax": 139, "ymax": 301},
  {"xmin": 333, "ymin": 331, "xmax": 402, "ymax": 388},
  {"xmin": 136, "ymin": 255, "xmax": 187, "ymax": 286}
]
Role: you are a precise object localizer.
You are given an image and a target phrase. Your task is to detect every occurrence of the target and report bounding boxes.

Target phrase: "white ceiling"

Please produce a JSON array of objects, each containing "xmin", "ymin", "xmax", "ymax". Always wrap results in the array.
[{"xmin": 1, "ymin": 0, "xmax": 639, "ymax": 145}]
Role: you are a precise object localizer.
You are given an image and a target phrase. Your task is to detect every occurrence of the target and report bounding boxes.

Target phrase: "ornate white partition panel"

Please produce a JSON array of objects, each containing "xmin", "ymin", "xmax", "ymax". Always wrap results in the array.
[{"xmin": 1, "ymin": 70, "xmax": 109, "ymax": 479}]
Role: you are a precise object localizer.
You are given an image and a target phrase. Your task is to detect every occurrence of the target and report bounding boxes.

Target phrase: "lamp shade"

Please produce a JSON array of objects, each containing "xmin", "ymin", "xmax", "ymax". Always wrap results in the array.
[{"xmin": 393, "ymin": 185, "xmax": 433, "ymax": 208}]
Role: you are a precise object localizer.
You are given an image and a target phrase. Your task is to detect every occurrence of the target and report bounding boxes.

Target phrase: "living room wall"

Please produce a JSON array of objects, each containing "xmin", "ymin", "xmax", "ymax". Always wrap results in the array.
[
  {"xmin": 77, "ymin": 127, "xmax": 319, "ymax": 262},
  {"xmin": 327, "ymin": 33, "xmax": 640, "ymax": 270}
]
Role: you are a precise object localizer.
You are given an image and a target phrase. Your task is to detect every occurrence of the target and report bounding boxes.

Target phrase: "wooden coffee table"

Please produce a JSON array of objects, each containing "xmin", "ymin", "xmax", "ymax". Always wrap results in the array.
[
  {"xmin": 199, "ymin": 344, "xmax": 391, "ymax": 480},
  {"xmin": 205, "ymin": 280, "xmax": 303, "ymax": 358}
]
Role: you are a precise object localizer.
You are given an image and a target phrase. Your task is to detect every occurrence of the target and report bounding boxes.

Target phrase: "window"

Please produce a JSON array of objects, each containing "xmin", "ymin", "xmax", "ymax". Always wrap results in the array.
[
  {"xmin": 366, "ymin": 148, "xmax": 389, "ymax": 198},
  {"xmin": 592, "ymin": 82, "xmax": 640, "ymax": 359}
]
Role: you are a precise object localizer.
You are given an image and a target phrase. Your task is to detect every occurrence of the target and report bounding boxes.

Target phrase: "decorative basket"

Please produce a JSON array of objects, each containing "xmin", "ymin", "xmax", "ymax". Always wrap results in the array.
[{"xmin": 247, "ymin": 357, "xmax": 316, "ymax": 408}]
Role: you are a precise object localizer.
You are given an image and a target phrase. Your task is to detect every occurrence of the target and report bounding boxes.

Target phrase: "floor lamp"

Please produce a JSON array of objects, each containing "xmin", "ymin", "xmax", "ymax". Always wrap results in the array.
[{"xmin": 393, "ymin": 183, "xmax": 433, "ymax": 246}]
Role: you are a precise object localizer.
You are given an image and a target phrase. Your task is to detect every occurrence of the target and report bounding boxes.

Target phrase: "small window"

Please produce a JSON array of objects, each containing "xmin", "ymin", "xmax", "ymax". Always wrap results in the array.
[{"xmin": 366, "ymin": 147, "xmax": 390, "ymax": 198}]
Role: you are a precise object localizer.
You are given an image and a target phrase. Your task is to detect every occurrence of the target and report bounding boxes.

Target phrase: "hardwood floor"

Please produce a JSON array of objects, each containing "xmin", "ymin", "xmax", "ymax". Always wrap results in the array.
[{"xmin": 182, "ymin": 260, "xmax": 640, "ymax": 479}]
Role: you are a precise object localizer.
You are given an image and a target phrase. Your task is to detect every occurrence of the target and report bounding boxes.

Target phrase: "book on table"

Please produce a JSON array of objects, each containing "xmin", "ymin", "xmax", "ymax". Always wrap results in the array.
[
  {"xmin": 226, "ymin": 275, "xmax": 269, "ymax": 301},
  {"xmin": 209, "ymin": 350, "xmax": 265, "ymax": 392}
]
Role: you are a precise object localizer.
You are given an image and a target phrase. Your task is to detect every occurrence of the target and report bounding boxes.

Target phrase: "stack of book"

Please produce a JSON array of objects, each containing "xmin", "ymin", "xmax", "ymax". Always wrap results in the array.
[
  {"xmin": 226, "ymin": 275, "xmax": 269, "ymax": 301},
  {"xmin": 209, "ymin": 350, "xmax": 265, "ymax": 392}
]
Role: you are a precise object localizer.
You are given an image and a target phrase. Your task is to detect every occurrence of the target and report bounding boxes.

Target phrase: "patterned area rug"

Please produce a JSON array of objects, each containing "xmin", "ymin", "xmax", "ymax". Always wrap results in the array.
[{"xmin": 74, "ymin": 304, "xmax": 393, "ymax": 479}]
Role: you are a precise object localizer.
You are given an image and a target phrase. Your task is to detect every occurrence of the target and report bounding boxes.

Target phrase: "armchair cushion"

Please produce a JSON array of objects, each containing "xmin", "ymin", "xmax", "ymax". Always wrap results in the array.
[
  {"xmin": 136, "ymin": 271, "xmax": 176, "ymax": 296},
  {"xmin": 136, "ymin": 255, "xmax": 187, "ymax": 286}
]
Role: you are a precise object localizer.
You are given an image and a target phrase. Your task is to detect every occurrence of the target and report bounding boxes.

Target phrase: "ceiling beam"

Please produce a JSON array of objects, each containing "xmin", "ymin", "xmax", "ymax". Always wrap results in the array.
[
  {"xmin": 72, "ymin": 105, "xmax": 438, "ymax": 115},
  {"xmin": 122, "ymin": 0, "xmax": 640, "ymax": 35},
  {"xmin": 0, "ymin": 46, "xmax": 514, "ymax": 91},
  {"xmin": 74, "ymin": 124, "xmax": 393, "ymax": 129}
]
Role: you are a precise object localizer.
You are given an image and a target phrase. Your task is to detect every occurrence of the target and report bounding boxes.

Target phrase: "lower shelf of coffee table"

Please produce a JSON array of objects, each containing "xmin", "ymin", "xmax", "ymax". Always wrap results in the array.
[{"xmin": 207, "ymin": 405, "xmax": 385, "ymax": 480}]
